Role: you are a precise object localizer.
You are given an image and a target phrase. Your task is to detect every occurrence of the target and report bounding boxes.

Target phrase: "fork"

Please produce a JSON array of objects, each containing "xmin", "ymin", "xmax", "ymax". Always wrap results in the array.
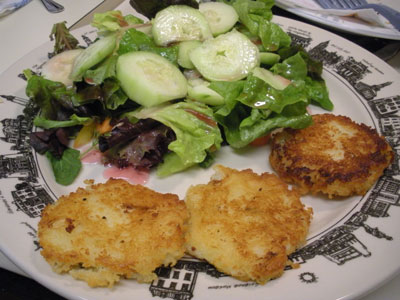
[
  {"xmin": 315, "ymin": 0, "xmax": 400, "ymax": 30},
  {"xmin": 40, "ymin": 0, "xmax": 64, "ymax": 13}
]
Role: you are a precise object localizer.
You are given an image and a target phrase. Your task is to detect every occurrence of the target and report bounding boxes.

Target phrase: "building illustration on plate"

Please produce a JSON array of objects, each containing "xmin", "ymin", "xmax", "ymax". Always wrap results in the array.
[
  {"xmin": 308, "ymin": 40, "xmax": 343, "ymax": 67},
  {"xmin": 150, "ymin": 257, "xmax": 226, "ymax": 300},
  {"xmin": 367, "ymin": 95, "xmax": 400, "ymax": 118},
  {"xmin": 362, "ymin": 175, "xmax": 400, "ymax": 218},
  {"xmin": 12, "ymin": 182, "xmax": 54, "ymax": 218},
  {"xmin": 0, "ymin": 96, "xmax": 55, "ymax": 218},
  {"xmin": 287, "ymin": 32, "xmax": 312, "ymax": 50},
  {"xmin": 0, "ymin": 152, "xmax": 38, "ymax": 182},
  {"xmin": 1, "ymin": 115, "xmax": 31, "ymax": 151},
  {"xmin": 288, "ymin": 225, "xmax": 371, "ymax": 266}
]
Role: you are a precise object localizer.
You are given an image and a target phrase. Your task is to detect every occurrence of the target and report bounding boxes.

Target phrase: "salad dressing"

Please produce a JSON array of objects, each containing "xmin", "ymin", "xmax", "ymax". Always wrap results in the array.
[
  {"xmin": 103, "ymin": 165, "xmax": 149, "ymax": 185},
  {"xmin": 81, "ymin": 149, "xmax": 149, "ymax": 184},
  {"xmin": 81, "ymin": 149, "xmax": 103, "ymax": 164}
]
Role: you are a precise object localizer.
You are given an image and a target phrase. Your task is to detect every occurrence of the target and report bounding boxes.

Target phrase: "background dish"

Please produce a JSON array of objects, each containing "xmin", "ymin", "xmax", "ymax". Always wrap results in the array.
[
  {"xmin": 275, "ymin": 0, "xmax": 400, "ymax": 40},
  {"xmin": 0, "ymin": 14, "xmax": 400, "ymax": 300}
]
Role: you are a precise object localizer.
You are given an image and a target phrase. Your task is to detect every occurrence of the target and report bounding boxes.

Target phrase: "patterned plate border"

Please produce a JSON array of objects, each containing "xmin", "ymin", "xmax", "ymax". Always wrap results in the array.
[{"xmin": 0, "ymin": 16, "xmax": 399, "ymax": 300}]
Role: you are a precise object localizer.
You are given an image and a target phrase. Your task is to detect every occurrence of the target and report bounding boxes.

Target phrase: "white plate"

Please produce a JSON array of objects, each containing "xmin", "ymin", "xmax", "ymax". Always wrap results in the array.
[
  {"xmin": 0, "ymin": 15, "xmax": 400, "ymax": 300},
  {"xmin": 275, "ymin": 1, "xmax": 400, "ymax": 40}
]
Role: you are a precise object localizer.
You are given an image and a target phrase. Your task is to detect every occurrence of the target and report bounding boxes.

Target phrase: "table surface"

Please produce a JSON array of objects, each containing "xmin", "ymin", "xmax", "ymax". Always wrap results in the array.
[{"xmin": 0, "ymin": 1, "xmax": 399, "ymax": 299}]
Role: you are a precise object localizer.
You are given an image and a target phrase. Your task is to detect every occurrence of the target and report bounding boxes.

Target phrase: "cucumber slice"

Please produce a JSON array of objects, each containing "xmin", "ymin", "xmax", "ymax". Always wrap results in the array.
[
  {"xmin": 252, "ymin": 67, "xmax": 291, "ymax": 90},
  {"xmin": 187, "ymin": 78, "xmax": 224, "ymax": 106},
  {"xmin": 152, "ymin": 5, "xmax": 212, "ymax": 46},
  {"xmin": 183, "ymin": 69, "xmax": 202, "ymax": 80},
  {"xmin": 199, "ymin": 2, "xmax": 239, "ymax": 36},
  {"xmin": 41, "ymin": 49, "xmax": 83, "ymax": 86},
  {"xmin": 116, "ymin": 51, "xmax": 188, "ymax": 107},
  {"xmin": 178, "ymin": 40, "xmax": 202, "ymax": 69},
  {"xmin": 70, "ymin": 33, "xmax": 117, "ymax": 81},
  {"xmin": 259, "ymin": 52, "xmax": 280, "ymax": 66},
  {"xmin": 189, "ymin": 30, "xmax": 260, "ymax": 81}
]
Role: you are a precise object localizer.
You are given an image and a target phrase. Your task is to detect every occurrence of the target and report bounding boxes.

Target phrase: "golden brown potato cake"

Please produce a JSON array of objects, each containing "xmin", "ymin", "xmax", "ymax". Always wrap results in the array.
[
  {"xmin": 269, "ymin": 114, "xmax": 394, "ymax": 198},
  {"xmin": 185, "ymin": 165, "xmax": 312, "ymax": 284},
  {"xmin": 38, "ymin": 179, "xmax": 188, "ymax": 287}
]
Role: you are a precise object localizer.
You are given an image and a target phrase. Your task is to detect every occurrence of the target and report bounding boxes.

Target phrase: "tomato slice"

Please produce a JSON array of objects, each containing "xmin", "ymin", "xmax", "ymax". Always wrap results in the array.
[{"xmin": 249, "ymin": 134, "xmax": 271, "ymax": 147}]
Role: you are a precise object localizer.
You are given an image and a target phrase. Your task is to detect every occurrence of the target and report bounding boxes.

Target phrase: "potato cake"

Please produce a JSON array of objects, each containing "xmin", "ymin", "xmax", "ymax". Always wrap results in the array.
[
  {"xmin": 269, "ymin": 114, "xmax": 394, "ymax": 198},
  {"xmin": 185, "ymin": 165, "xmax": 312, "ymax": 284},
  {"xmin": 38, "ymin": 179, "xmax": 188, "ymax": 287}
]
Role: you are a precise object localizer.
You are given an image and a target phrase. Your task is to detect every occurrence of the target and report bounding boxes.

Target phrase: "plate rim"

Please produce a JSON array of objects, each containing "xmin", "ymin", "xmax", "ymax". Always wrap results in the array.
[{"xmin": 0, "ymin": 15, "xmax": 400, "ymax": 300}]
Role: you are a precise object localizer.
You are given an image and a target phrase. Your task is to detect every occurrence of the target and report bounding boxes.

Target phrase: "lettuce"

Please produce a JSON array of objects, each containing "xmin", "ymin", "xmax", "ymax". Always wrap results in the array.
[
  {"xmin": 25, "ymin": 75, "xmax": 67, "ymax": 120},
  {"xmin": 25, "ymin": 74, "xmax": 129, "ymax": 116},
  {"xmin": 49, "ymin": 22, "xmax": 80, "ymax": 54},
  {"xmin": 232, "ymin": 0, "xmax": 274, "ymax": 34},
  {"xmin": 211, "ymin": 74, "xmax": 312, "ymax": 148},
  {"xmin": 220, "ymin": 107, "xmax": 312, "ymax": 148},
  {"xmin": 118, "ymin": 28, "xmax": 179, "ymax": 64},
  {"xmin": 132, "ymin": 101, "xmax": 223, "ymax": 176},
  {"xmin": 33, "ymin": 114, "xmax": 91, "ymax": 129},
  {"xmin": 232, "ymin": 0, "xmax": 290, "ymax": 51},
  {"xmin": 238, "ymin": 75, "xmax": 309, "ymax": 113},
  {"xmin": 46, "ymin": 148, "xmax": 82, "ymax": 186},
  {"xmin": 99, "ymin": 119, "xmax": 175, "ymax": 170},
  {"xmin": 271, "ymin": 51, "xmax": 333, "ymax": 110},
  {"xmin": 305, "ymin": 77, "xmax": 333, "ymax": 111},
  {"xmin": 91, "ymin": 10, "xmax": 143, "ymax": 33},
  {"xmin": 270, "ymin": 52, "xmax": 308, "ymax": 80},
  {"xmin": 83, "ymin": 55, "xmax": 118, "ymax": 85}
]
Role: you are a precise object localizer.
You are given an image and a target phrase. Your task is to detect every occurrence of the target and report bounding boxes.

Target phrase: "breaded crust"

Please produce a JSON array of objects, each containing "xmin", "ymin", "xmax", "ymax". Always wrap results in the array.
[
  {"xmin": 185, "ymin": 165, "xmax": 312, "ymax": 284},
  {"xmin": 269, "ymin": 114, "xmax": 394, "ymax": 198},
  {"xmin": 38, "ymin": 179, "xmax": 188, "ymax": 287}
]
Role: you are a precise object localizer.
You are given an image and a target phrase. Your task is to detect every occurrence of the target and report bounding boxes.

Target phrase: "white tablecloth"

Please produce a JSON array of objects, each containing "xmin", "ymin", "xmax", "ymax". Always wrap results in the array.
[{"xmin": 0, "ymin": 0, "xmax": 104, "ymax": 71}]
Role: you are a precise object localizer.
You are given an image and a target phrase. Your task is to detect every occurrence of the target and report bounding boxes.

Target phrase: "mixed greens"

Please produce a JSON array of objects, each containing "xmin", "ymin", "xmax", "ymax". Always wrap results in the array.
[{"xmin": 24, "ymin": 0, "xmax": 333, "ymax": 185}]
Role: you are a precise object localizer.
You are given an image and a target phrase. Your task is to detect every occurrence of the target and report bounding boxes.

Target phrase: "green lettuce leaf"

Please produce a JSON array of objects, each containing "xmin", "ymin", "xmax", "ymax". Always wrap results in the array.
[
  {"xmin": 102, "ymin": 78, "xmax": 129, "ymax": 110},
  {"xmin": 84, "ymin": 55, "xmax": 118, "ymax": 85},
  {"xmin": 49, "ymin": 22, "xmax": 80, "ymax": 54},
  {"xmin": 132, "ymin": 101, "xmax": 223, "ymax": 176},
  {"xmin": 210, "ymin": 73, "xmax": 313, "ymax": 148},
  {"xmin": 270, "ymin": 52, "xmax": 308, "ymax": 80},
  {"xmin": 237, "ymin": 75, "xmax": 309, "ymax": 113},
  {"xmin": 271, "ymin": 51, "xmax": 333, "ymax": 110},
  {"xmin": 25, "ymin": 75, "xmax": 76, "ymax": 119},
  {"xmin": 69, "ymin": 77, "xmax": 129, "ymax": 110},
  {"xmin": 118, "ymin": 28, "xmax": 179, "ymax": 64},
  {"xmin": 232, "ymin": 0, "xmax": 274, "ymax": 34},
  {"xmin": 26, "ymin": 74, "xmax": 129, "ymax": 119},
  {"xmin": 305, "ymin": 77, "xmax": 333, "ymax": 111},
  {"xmin": 209, "ymin": 80, "xmax": 245, "ymax": 117},
  {"xmin": 300, "ymin": 50, "xmax": 324, "ymax": 79},
  {"xmin": 46, "ymin": 148, "xmax": 82, "ymax": 185},
  {"xmin": 217, "ymin": 102, "xmax": 312, "ymax": 148},
  {"xmin": 34, "ymin": 114, "xmax": 91, "ymax": 129},
  {"xmin": 257, "ymin": 19, "xmax": 291, "ymax": 52},
  {"xmin": 91, "ymin": 10, "xmax": 143, "ymax": 33},
  {"xmin": 232, "ymin": 0, "xmax": 290, "ymax": 51}
]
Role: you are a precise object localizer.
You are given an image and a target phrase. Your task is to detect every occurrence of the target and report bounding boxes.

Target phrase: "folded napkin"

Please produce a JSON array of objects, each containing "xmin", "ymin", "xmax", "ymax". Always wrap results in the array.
[
  {"xmin": 277, "ymin": 0, "xmax": 398, "ymax": 29},
  {"xmin": 0, "ymin": 0, "xmax": 32, "ymax": 17}
]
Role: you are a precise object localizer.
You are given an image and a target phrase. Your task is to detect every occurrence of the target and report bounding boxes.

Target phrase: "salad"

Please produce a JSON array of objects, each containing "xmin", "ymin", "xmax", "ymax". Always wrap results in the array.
[{"xmin": 24, "ymin": 0, "xmax": 333, "ymax": 186}]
